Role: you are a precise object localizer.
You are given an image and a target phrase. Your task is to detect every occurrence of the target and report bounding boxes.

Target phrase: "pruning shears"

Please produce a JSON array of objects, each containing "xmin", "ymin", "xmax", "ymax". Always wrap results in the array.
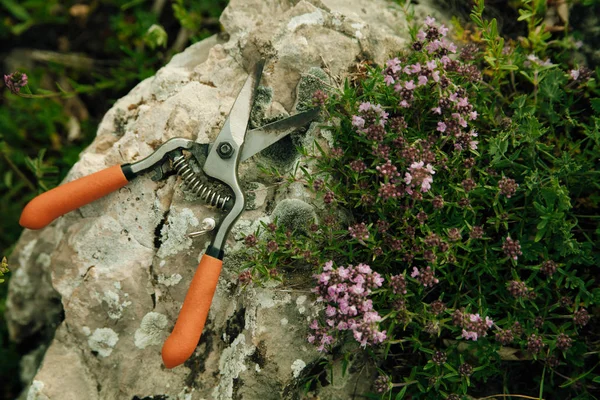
[{"xmin": 19, "ymin": 60, "xmax": 318, "ymax": 368}]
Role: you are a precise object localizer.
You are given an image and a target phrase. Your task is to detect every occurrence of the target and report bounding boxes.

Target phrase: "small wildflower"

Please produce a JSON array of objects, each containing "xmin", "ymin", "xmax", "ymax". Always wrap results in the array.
[
  {"xmin": 498, "ymin": 177, "xmax": 519, "ymax": 198},
  {"xmin": 432, "ymin": 195, "xmax": 444, "ymax": 210},
  {"xmin": 313, "ymin": 178, "xmax": 324, "ymax": 191},
  {"xmin": 556, "ymin": 333, "xmax": 572, "ymax": 351},
  {"xmin": 4, "ymin": 71, "xmax": 28, "ymax": 94},
  {"xmin": 508, "ymin": 280, "xmax": 529, "ymax": 298},
  {"xmin": 412, "ymin": 266, "xmax": 439, "ymax": 287},
  {"xmin": 348, "ymin": 222, "xmax": 370, "ymax": 241},
  {"xmin": 459, "ymin": 363, "xmax": 473, "ymax": 377},
  {"xmin": 416, "ymin": 211, "xmax": 428, "ymax": 224},
  {"xmin": 244, "ymin": 234, "xmax": 258, "ymax": 247},
  {"xmin": 541, "ymin": 260, "xmax": 557, "ymax": 277},
  {"xmin": 534, "ymin": 316, "xmax": 544, "ymax": 329},
  {"xmin": 458, "ymin": 197, "xmax": 470, "ymax": 208},
  {"xmin": 573, "ymin": 309, "xmax": 590, "ymax": 327},
  {"xmin": 461, "ymin": 178, "xmax": 476, "ymax": 192},
  {"xmin": 469, "ymin": 226, "xmax": 484, "ymax": 239},
  {"xmin": 376, "ymin": 160, "xmax": 399, "ymax": 177},
  {"xmin": 312, "ymin": 90, "xmax": 328, "ymax": 107},
  {"xmin": 323, "ymin": 191, "xmax": 335, "ymax": 204},
  {"xmin": 559, "ymin": 296, "xmax": 573, "ymax": 309},
  {"xmin": 503, "ymin": 236, "xmax": 522, "ymax": 260},
  {"xmin": 437, "ymin": 121, "xmax": 447, "ymax": 132},
  {"xmin": 374, "ymin": 375, "xmax": 390, "ymax": 393},
  {"xmin": 463, "ymin": 158, "xmax": 476, "ymax": 169},
  {"xmin": 527, "ymin": 334, "xmax": 544, "ymax": 354},
  {"xmin": 239, "ymin": 270, "xmax": 253, "ymax": 285},
  {"xmin": 405, "ymin": 161, "xmax": 435, "ymax": 193},
  {"xmin": 495, "ymin": 329, "xmax": 514, "ymax": 345},
  {"xmin": 376, "ymin": 220, "xmax": 390, "ymax": 233},
  {"xmin": 266, "ymin": 240, "xmax": 279, "ymax": 253},
  {"xmin": 447, "ymin": 228, "xmax": 461, "ymax": 242},
  {"xmin": 349, "ymin": 160, "xmax": 367, "ymax": 173},
  {"xmin": 430, "ymin": 300, "xmax": 446, "ymax": 315},
  {"xmin": 352, "ymin": 115, "xmax": 366, "ymax": 128},
  {"xmin": 390, "ymin": 274, "xmax": 407, "ymax": 295}
]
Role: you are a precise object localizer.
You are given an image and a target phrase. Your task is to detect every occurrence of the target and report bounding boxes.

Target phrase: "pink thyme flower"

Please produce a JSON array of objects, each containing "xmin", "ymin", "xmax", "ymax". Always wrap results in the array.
[
  {"xmin": 352, "ymin": 115, "xmax": 365, "ymax": 128},
  {"xmin": 405, "ymin": 161, "xmax": 435, "ymax": 193},
  {"xmin": 416, "ymin": 30, "xmax": 426, "ymax": 41},
  {"xmin": 462, "ymin": 329, "xmax": 478, "ymax": 341},
  {"xmin": 4, "ymin": 71, "xmax": 28, "ymax": 94},
  {"xmin": 437, "ymin": 121, "xmax": 447, "ymax": 132},
  {"xmin": 405, "ymin": 80, "xmax": 416, "ymax": 90},
  {"xmin": 418, "ymin": 75, "xmax": 428, "ymax": 86}
]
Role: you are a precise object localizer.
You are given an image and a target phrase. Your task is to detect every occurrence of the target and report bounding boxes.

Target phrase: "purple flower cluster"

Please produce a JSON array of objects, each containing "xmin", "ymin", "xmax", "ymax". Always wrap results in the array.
[
  {"xmin": 503, "ymin": 236, "xmax": 523, "ymax": 260},
  {"xmin": 498, "ymin": 176, "xmax": 519, "ymax": 198},
  {"xmin": 452, "ymin": 309, "xmax": 494, "ymax": 341},
  {"xmin": 410, "ymin": 266, "xmax": 439, "ymax": 287},
  {"xmin": 404, "ymin": 161, "xmax": 435, "ymax": 193},
  {"xmin": 309, "ymin": 261, "xmax": 386, "ymax": 351},
  {"xmin": 348, "ymin": 222, "xmax": 370, "ymax": 241},
  {"xmin": 380, "ymin": 17, "xmax": 481, "ymax": 155},
  {"xmin": 4, "ymin": 71, "xmax": 28, "ymax": 94}
]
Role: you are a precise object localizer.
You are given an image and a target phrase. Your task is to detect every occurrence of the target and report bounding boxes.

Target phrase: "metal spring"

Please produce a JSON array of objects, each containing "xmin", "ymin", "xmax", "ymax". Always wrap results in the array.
[{"xmin": 173, "ymin": 155, "xmax": 230, "ymax": 210}]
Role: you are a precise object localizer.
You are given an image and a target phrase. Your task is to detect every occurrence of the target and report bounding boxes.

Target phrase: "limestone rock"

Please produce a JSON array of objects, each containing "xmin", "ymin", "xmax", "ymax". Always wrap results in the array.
[{"xmin": 5, "ymin": 0, "xmax": 446, "ymax": 399}]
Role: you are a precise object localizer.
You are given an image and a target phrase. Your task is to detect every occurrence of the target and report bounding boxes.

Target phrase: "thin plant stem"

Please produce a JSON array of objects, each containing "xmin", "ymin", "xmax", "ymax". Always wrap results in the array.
[{"xmin": 1, "ymin": 151, "xmax": 36, "ymax": 191}]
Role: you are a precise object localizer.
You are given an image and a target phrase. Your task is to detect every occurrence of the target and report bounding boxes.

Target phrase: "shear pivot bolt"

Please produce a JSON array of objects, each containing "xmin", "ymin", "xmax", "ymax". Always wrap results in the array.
[{"xmin": 217, "ymin": 142, "xmax": 234, "ymax": 159}]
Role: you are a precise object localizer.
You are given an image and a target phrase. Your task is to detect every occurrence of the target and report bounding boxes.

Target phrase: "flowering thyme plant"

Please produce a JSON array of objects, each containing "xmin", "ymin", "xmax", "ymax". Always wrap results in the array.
[{"xmin": 242, "ymin": 3, "xmax": 600, "ymax": 399}]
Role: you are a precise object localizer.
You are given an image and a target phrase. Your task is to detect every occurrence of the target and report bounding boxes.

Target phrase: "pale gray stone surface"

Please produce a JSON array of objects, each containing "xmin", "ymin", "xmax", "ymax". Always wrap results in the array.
[{"xmin": 6, "ymin": 0, "xmax": 446, "ymax": 398}]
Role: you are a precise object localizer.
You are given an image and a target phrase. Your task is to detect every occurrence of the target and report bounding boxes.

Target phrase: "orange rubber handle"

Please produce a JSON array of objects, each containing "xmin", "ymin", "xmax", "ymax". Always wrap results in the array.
[
  {"xmin": 20, "ymin": 165, "xmax": 130, "ymax": 230},
  {"xmin": 162, "ymin": 254, "xmax": 223, "ymax": 368}
]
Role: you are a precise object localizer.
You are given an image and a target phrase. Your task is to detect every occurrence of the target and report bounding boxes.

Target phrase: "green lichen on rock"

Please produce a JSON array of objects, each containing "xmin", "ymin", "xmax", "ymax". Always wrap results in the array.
[
  {"xmin": 249, "ymin": 85, "xmax": 273, "ymax": 129},
  {"xmin": 271, "ymin": 199, "xmax": 316, "ymax": 233},
  {"xmin": 295, "ymin": 67, "xmax": 331, "ymax": 112}
]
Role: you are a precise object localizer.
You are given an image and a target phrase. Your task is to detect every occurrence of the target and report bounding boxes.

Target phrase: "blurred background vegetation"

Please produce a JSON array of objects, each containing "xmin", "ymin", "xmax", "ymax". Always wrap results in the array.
[{"xmin": 1, "ymin": 0, "xmax": 227, "ymax": 398}]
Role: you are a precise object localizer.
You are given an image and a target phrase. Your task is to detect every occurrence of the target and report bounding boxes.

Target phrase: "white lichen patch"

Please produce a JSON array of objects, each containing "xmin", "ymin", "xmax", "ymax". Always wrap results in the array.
[
  {"xmin": 100, "ymin": 290, "xmax": 132, "ymax": 320},
  {"xmin": 27, "ymin": 380, "xmax": 49, "ymax": 400},
  {"xmin": 88, "ymin": 328, "xmax": 119, "ymax": 357},
  {"xmin": 113, "ymin": 281, "xmax": 121, "ymax": 290},
  {"xmin": 212, "ymin": 334, "xmax": 256, "ymax": 400},
  {"xmin": 82, "ymin": 326, "xmax": 91, "ymax": 336},
  {"xmin": 296, "ymin": 295, "xmax": 307, "ymax": 306},
  {"xmin": 134, "ymin": 312, "xmax": 168, "ymax": 349},
  {"xmin": 291, "ymin": 359, "xmax": 306, "ymax": 378},
  {"xmin": 35, "ymin": 253, "xmax": 51, "ymax": 269},
  {"xmin": 157, "ymin": 273, "xmax": 183, "ymax": 287},
  {"xmin": 157, "ymin": 208, "xmax": 199, "ymax": 258},
  {"xmin": 19, "ymin": 239, "xmax": 38, "ymax": 267},
  {"xmin": 287, "ymin": 9, "xmax": 324, "ymax": 31},
  {"xmin": 280, "ymin": 318, "xmax": 288, "ymax": 326}
]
